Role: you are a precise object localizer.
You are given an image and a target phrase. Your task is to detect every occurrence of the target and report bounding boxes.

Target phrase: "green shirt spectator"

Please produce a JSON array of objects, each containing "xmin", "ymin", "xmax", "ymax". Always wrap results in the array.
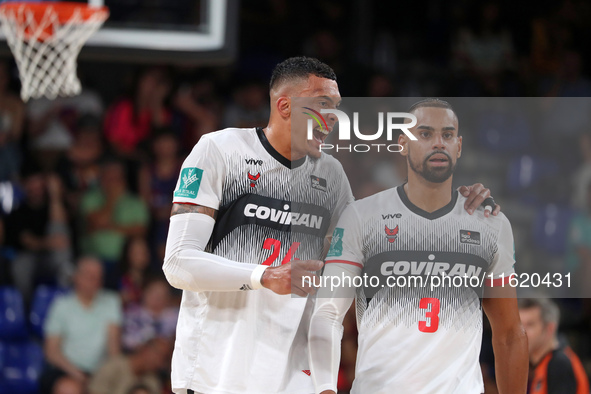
[
  {"xmin": 80, "ymin": 159, "xmax": 149, "ymax": 262},
  {"xmin": 81, "ymin": 188, "xmax": 149, "ymax": 261}
]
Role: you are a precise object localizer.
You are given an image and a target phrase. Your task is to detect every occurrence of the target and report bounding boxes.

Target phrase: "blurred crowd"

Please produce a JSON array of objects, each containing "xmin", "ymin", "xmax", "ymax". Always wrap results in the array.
[{"xmin": 1, "ymin": 0, "xmax": 591, "ymax": 393}]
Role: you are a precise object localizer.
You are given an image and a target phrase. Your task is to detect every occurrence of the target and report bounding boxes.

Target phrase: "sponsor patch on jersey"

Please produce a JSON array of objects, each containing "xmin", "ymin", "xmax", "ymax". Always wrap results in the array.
[
  {"xmin": 174, "ymin": 167, "xmax": 203, "ymax": 199},
  {"xmin": 327, "ymin": 227, "xmax": 344, "ymax": 257},
  {"xmin": 460, "ymin": 230, "xmax": 480, "ymax": 245},
  {"xmin": 310, "ymin": 175, "xmax": 327, "ymax": 192}
]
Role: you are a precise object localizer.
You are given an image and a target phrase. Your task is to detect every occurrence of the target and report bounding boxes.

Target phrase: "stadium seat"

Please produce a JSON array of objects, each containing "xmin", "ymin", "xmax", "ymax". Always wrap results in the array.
[
  {"xmin": 532, "ymin": 204, "xmax": 574, "ymax": 255},
  {"xmin": 477, "ymin": 110, "xmax": 531, "ymax": 154},
  {"xmin": 0, "ymin": 287, "xmax": 27, "ymax": 341},
  {"xmin": 0, "ymin": 340, "xmax": 44, "ymax": 394},
  {"xmin": 506, "ymin": 156, "xmax": 560, "ymax": 202},
  {"xmin": 29, "ymin": 286, "xmax": 69, "ymax": 338}
]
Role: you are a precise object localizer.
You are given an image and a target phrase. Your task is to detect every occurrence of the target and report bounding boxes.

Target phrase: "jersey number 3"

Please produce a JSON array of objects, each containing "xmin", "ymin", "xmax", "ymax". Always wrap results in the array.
[
  {"xmin": 262, "ymin": 238, "xmax": 300, "ymax": 266},
  {"xmin": 418, "ymin": 297, "xmax": 440, "ymax": 333}
]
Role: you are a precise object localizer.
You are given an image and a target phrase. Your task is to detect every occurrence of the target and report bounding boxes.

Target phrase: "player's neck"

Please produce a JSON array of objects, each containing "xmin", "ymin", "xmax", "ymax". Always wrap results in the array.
[
  {"xmin": 404, "ymin": 174, "xmax": 453, "ymax": 213},
  {"xmin": 263, "ymin": 125, "xmax": 294, "ymax": 161}
]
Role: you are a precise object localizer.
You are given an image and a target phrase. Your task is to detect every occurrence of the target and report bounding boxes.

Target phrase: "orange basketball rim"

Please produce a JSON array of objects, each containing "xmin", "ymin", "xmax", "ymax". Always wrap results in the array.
[{"xmin": 0, "ymin": 1, "xmax": 109, "ymax": 100}]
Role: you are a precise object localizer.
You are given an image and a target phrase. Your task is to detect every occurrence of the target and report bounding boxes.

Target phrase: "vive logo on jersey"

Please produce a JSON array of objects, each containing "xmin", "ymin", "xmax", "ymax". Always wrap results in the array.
[
  {"xmin": 327, "ymin": 227, "xmax": 344, "ymax": 257},
  {"xmin": 385, "ymin": 225, "xmax": 399, "ymax": 243},
  {"xmin": 310, "ymin": 175, "xmax": 327, "ymax": 192},
  {"xmin": 248, "ymin": 172, "xmax": 261, "ymax": 187},
  {"xmin": 174, "ymin": 167, "xmax": 203, "ymax": 198},
  {"xmin": 245, "ymin": 158, "xmax": 263, "ymax": 166},
  {"xmin": 460, "ymin": 230, "xmax": 481, "ymax": 245}
]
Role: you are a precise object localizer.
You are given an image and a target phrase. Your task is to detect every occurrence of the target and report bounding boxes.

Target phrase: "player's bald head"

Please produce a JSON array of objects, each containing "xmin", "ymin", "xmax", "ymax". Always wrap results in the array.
[{"xmin": 269, "ymin": 56, "xmax": 336, "ymax": 95}]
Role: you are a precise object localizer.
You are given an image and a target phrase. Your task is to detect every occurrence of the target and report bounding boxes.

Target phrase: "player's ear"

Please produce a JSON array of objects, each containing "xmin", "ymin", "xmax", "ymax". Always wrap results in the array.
[
  {"xmin": 276, "ymin": 96, "xmax": 291, "ymax": 119},
  {"xmin": 398, "ymin": 132, "xmax": 409, "ymax": 157},
  {"xmin": 457, "ymin": 135, "xmax": 462, "ymax": 159}
]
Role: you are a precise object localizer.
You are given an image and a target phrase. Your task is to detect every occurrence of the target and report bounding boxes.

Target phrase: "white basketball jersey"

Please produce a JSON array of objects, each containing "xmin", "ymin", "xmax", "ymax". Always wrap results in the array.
[
  {"xmin": 170, "ymin": 127, "xmax": 353, "ymax": 394},
  {"xmin": 325, "ymin": 185, "xmax": 515, "ymax": 394}
]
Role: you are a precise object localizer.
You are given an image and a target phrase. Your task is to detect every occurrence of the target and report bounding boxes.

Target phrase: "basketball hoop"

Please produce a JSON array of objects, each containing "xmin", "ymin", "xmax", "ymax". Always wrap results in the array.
[{"xmin": 0, "ymin": 2, "xmax": 108, "ymax": 101}]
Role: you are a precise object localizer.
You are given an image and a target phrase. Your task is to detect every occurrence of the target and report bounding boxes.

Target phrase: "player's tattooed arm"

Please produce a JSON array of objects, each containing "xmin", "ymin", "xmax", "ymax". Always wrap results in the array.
[{"xmin": 170, "ymin": 203, "xmax": 218, "ymax": 220}]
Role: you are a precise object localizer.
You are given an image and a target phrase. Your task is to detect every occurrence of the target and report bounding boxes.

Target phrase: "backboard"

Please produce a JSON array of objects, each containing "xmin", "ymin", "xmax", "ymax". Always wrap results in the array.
[{"xmin": 0, "ymin": 0, "xmax": 238, "ymax": 64}]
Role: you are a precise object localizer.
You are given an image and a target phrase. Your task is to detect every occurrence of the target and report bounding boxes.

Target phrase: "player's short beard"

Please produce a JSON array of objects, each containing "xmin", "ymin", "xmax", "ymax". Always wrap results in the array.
[{"xmin": 408, "ymin": 150, "xmax": 456, "ymax": 183}]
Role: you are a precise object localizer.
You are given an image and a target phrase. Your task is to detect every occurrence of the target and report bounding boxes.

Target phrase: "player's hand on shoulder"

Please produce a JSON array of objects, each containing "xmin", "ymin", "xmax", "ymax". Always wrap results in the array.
[
  {"xmin": 261, "ymin": 259, "xmax": 323, "ymax": 297},
  {"xmin": 458, "ymin": 183, "xmax": 501, "ymax": 218}
]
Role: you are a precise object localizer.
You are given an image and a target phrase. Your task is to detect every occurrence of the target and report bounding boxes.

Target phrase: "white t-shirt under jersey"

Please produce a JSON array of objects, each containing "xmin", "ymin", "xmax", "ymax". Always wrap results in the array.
[{"xmin": 170, "ymin": 127, "xmax": 353, "ymax": 394}]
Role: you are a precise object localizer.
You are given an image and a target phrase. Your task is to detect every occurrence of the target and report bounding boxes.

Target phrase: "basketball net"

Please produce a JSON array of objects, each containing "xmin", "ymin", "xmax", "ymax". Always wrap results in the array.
[{"xmin": 0, "ymin": 2, "xmax": 108, "ymax": 101}]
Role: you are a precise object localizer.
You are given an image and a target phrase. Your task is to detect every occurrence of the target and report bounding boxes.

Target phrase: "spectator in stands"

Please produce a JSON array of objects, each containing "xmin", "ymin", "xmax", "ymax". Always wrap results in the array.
[
  {"xmin": 119, "ymin": 236, "xmax": 152, "ymax": 309},
  {"xmin": 452, "ymin": 2, "xmax": 516, "ymax": 95},
  {"xmin": 529, "ymin": 6, "xmax": 572, "ymax": 78},
  {"xmin": 0, "ymin": 217, "xmax": 8, "ymax": 286},
  {"xmin": 57, "ymin": 115, "xmax": 105, "ymax": 211},
  {"xmin": 519, "ymin": 297, "xmax": 589, "ymax": 394},
  {"xmin": 52, "ymin": 376, "xmax": 84, "ymax": 394},
  {"xmin": 40, "ymin": 257, "xmax": 122, "ymax": 394},
  {"xmin": 536, "ymin": 51, "xmax": 591, "ymax": 167},
  {"xmin": 366, "ymin": 73, "xmax": 397, "ymax": 97},
  {"xmin": 122, "ymin": 276, "xmax": 178, "ymax": 352},
  {"xmin": 571, "ymin": 132, "xmax": 591, "ymax": 211},
  {"xmin": 172, "ymin": 76, "xmax": 220, "ymax": 146},
  {"xmin": 0, "ymin": 61, "xmax": 25, "ymax": 181},
  {"xmin": 222, "ymin": 79, "xmax": 269, "ymax": 128},
  {"xmin": 5, "ymin": 167, "xmax": 73, "ymax": 304},
  {"xmin": 567, "ymin": 182, "xmax": 591, "ymax": 296},
  {"xmin": 538, "ymin": 51, "xmax": 591, "ymax": 97},
  {"xmin": 80, "ymin": 158, "xmax": 149, "ymax": 288},
  {"xmin": 304, "ymin": 28, "xmax": 371, "ymax": 95},
  {"xmin": 126, "ymin": 384, "xmax": 155, "ymax": 394},
  {"xmin": 88, "ymin": 338, "xmax": 170, "ymax": 394},
  {"xmin": 104, "ymin": 66, "xmax": 172, "ymax": 157},
  {"xmin": 138, "ymin": 130, "xmax": 182, "ymax": 262},
  {"xmin": 27, "ymin": 87, "xmax": 103, "ymax": 171}
]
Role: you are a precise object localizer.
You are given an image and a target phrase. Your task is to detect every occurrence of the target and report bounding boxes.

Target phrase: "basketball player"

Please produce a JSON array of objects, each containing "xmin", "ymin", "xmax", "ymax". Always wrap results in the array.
[
  {"xmin": 309, "ymin": 99, "xmax": 528, "ymax": 394},
  {"xmin": 163, "ymin": 57, "xmax": 502, "ymax": 394}
]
